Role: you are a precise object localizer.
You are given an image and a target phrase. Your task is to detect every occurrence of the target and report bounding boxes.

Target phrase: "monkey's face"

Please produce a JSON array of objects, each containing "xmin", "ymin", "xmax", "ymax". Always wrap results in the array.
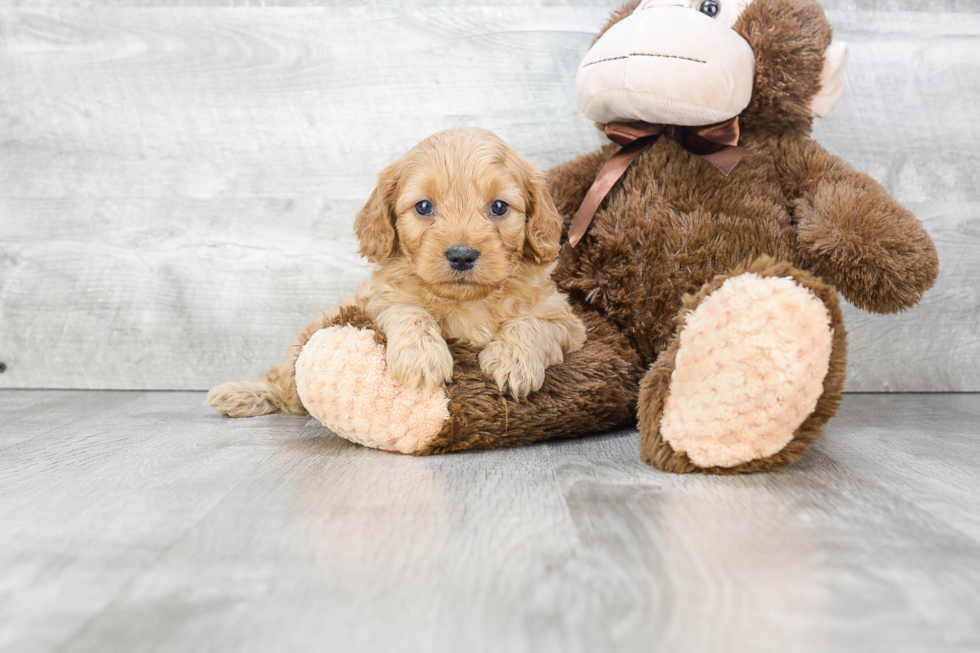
[
  {"xmin": 577, "ymin": 0, "xmax": 757, "ymax": 127},
  {"xmin": 576, "ymin": 0, "xmax": 847, "ymax": 130}
]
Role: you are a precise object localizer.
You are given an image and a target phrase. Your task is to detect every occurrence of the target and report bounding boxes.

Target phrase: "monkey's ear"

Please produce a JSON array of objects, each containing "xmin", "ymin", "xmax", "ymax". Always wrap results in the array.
[
  {"xmin": 811, "ymin": 42, "xmax": 849, "ymax": 118},
  {"xmin": 523, "ymin": 167, "xmax": 563, "ymax": 265},
  {"xmin": 354, "ymin": 162, "xmax": 401, "ymax": 263}
]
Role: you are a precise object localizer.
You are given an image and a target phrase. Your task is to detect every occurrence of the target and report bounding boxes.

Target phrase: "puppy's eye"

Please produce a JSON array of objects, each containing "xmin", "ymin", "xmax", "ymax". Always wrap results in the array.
[
  {"xmin": 698, "ymin": 0, "xmax": 720, "ymax": 17},
  {"xmin": 415, "ymin": 200, "xmax": 434, "ymax": 217},
  {"xmin": 489, "ymin": 200, "xmax": 509, "ymax": 217}
]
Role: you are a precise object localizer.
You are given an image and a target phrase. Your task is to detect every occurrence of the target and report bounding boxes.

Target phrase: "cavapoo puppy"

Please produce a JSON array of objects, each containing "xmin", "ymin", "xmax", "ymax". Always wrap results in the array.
[{"xmin": 209, "ymin": 127, "xmax": 586, "ymax": 418}]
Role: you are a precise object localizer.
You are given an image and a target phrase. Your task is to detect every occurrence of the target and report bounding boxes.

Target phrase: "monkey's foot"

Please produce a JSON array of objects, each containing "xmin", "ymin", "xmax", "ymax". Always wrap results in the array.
[
  {"xmin": 295, "ymin": 326, "xmax": 450, "ymax": 454},
  {"xmin": 639, "ymin": 261, "xmax": 847, "ymax": 473}
]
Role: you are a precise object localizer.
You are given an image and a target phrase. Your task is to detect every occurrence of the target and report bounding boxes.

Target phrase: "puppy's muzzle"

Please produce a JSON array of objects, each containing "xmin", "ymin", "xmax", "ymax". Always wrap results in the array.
[{"xmin": 446, "ymin": 245, "xmax": 480, "ymax": 272}]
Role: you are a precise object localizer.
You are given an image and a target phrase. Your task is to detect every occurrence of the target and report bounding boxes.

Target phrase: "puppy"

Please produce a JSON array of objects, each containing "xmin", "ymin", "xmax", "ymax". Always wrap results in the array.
[{"xmin": 209, "ymin": 127, "xmax": 586, "ymax": 418}]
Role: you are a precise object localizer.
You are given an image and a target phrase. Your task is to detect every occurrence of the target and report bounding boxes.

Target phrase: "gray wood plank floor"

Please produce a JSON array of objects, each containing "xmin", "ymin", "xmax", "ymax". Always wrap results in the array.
[{"xmin": 0, "ymin": 391, "xmax": 978, "ymax": 653}]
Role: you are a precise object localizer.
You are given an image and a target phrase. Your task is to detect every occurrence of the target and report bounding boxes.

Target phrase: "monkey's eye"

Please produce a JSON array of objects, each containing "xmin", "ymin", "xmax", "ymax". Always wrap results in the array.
[
  {"xmin": 698, "ymin": 0, "xmax": 720, "ymax": 17},
  {"xmin": 489, "ymin": 200, "xmax": 509, "ymax": 217},
  {"xmin": 415, "ymin": 200, "xmax": 434, "ymax": 216}
]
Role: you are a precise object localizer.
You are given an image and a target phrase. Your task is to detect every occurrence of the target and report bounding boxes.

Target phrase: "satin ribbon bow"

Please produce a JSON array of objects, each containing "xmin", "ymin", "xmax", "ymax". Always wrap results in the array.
[{"xmin": 568, "ymin": 118, "xmax": 749, "ymax": 247}]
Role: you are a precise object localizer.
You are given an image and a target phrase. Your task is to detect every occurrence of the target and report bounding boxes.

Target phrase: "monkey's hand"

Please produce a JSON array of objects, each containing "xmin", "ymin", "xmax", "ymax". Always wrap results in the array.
[{"xmin": 784, "ymin": 139, "xmax": 939, "ymax": 314}]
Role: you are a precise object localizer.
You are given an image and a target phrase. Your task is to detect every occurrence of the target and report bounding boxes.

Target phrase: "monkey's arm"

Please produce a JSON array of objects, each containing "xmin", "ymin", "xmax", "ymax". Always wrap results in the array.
[
  {"xmin": 546, "ymin": 144, "xmax": 616, "ymax": 230},
  {"xmin": 778, "ymin": 137, "xmax": 939, "ymax": 314}
]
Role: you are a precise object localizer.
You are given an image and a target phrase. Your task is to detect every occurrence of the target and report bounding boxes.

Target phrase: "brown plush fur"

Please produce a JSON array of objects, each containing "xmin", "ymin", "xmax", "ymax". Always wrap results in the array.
[
  {"xmin": 736, "ymin": 0, "xmax": 832, "ymax": 136},
  {"xmin": 427, "ymin": 310, "xmax": 641, "ymax": 454}
]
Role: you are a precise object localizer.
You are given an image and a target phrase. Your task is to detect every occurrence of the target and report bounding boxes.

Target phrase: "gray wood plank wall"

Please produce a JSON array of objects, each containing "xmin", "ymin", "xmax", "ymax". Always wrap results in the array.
[{"xmin": 0, "ymin": 1, "xmax": 977, "ymax": 391}]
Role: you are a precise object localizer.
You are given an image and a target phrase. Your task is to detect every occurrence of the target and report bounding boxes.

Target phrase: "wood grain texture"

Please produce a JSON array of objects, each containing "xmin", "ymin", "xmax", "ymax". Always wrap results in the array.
[
  {"xmin": 0, "ymin": 4, "xmax": 977, "ymax": 391},
  {"xmin": 0, "ymin": 390, "xmax": 978, "ymax": 652}
]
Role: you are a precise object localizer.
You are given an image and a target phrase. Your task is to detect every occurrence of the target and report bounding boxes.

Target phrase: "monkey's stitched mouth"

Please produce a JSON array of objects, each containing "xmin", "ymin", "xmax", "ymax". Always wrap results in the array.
[{"xmin": 583, "ymin": 53, "xmax": 708, "ymax": 68}]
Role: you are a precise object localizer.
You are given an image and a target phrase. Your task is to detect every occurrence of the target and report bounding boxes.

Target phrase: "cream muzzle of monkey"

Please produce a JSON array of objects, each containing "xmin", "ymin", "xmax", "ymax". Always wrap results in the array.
[{"xmin": 569, "ymin": 0, "xmax": 849, "ymax": 246}]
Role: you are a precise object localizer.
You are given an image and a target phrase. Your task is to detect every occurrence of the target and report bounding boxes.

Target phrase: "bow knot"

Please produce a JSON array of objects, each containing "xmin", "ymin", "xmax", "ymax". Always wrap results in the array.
[{"xmin": 568, "ymin": 117, "xmax": 749, "ymax": 247}]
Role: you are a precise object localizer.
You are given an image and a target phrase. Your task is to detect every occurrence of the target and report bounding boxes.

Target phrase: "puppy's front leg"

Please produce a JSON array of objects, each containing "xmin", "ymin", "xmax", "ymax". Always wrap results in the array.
[
  {"xmin": 376, "ymin": 305, "xmax": 454, "ymax": 392},
  {"xmin": 479, "ymin": 314, "xmax": 585, "ymax": 400}
]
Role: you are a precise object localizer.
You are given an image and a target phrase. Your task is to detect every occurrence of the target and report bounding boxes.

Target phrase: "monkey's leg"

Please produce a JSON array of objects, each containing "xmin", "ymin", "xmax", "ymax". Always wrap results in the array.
[
  {"xmin": 295, "ymin": 308, "xmax": 642, "ymax": 455},
  {"xmin": 637, "ymin": 257, "xmax": 848, "ymax": 474}
]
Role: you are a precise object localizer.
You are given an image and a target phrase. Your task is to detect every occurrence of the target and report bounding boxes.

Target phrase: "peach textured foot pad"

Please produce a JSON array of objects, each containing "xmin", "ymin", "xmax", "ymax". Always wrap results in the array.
[
  {"xmin": 660, "ymin": 273, "xmax": 834, "ymax": 468},
  {"xmin": 295, "ymin": 326, "xmax": 450, "ymax": 454}
]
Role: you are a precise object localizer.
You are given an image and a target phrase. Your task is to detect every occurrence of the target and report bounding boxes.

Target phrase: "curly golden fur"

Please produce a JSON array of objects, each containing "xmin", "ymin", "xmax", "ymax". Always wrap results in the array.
[{"xmin": 208, "ymin": 128, "xmax": 585, "ymax": 416}]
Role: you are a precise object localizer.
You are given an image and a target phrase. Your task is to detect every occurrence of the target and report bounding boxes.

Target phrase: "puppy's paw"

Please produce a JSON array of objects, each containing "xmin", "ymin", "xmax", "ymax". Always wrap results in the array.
[
  {"xmin": 479, "ymin": 340, "xmax": 547, "ymax": 400},
  {"xmin": 207, "ymin": 380, "xmax": 279, "ymax": 417},
  {"xmin": 386, "ymin": 335, "xmax": 454, "ymax": 392}
]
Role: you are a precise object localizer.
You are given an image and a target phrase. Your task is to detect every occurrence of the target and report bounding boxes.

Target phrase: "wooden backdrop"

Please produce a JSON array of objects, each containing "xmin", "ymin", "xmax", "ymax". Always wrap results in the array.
[{"xmin": 0, "ymin": 0, "xmax": 977, "ymax": 392}]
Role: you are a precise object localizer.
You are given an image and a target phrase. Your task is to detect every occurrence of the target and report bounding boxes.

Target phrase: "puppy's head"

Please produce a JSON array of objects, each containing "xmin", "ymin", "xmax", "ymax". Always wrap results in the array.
[{"xmin": 354, "ymin": 128, "xmax": 562, "ymax": 301}]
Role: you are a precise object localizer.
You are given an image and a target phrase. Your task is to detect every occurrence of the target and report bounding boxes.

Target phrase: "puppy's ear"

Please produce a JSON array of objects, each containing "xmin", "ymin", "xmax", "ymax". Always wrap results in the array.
[
  {"xmin": 522, "ymin": 166, "xmax": 563, "ymax": 264},
  {"xmin": 354, "ymin": 161, "xmax": 402, "ymax": 263}
]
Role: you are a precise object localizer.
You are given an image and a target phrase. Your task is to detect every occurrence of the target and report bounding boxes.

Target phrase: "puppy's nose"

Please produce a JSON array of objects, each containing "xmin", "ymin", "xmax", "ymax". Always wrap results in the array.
[{"xmin": 445, "ymin": 245, "xmax": 480, "ymax": 271}]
